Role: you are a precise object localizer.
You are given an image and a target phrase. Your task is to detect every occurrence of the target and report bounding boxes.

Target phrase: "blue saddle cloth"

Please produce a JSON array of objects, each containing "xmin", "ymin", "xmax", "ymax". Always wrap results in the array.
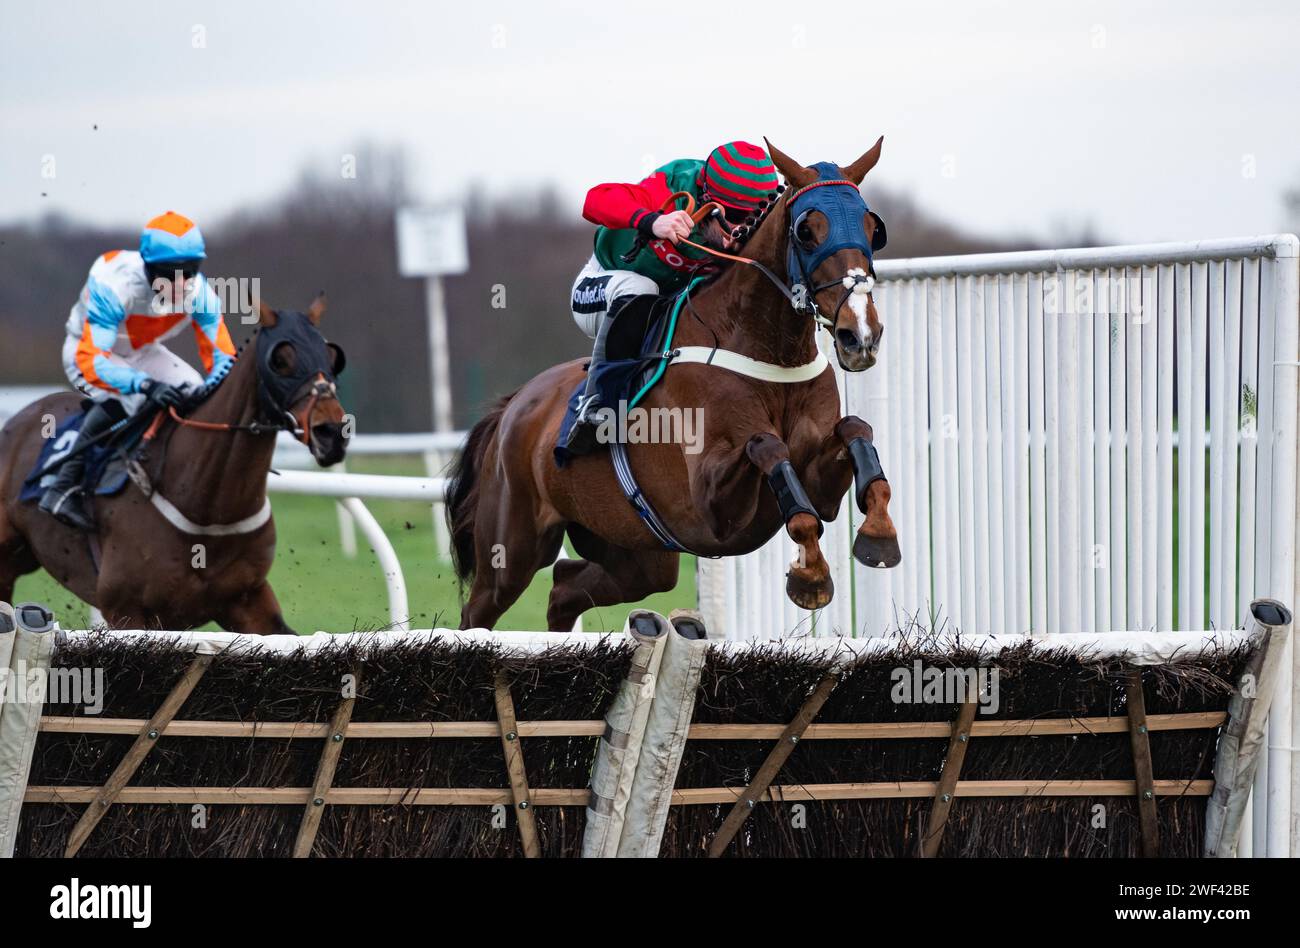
[
  {"xmin": 554, "ymin": 290, "xmax": 688, "ymax": 467},
  {"xmin": 18, "ymin": 407, "xmax": 148, "ymax": 503}
]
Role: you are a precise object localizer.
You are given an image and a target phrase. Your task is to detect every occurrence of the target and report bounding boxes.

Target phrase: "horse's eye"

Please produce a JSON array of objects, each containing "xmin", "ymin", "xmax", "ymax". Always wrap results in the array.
[
  {"xmin": 270, "ymin": 341, "xmax": 297, "ymax": 374},
  {"xmin": 796, "ymin": 221, "xmax": 817, "ymax": 248}
]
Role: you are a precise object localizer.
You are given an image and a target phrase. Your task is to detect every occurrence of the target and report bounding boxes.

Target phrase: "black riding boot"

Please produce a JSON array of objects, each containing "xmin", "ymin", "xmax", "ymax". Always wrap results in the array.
[
  {"xmin": 38, "ymin": 401, "xmax": 117, "ymax": 531},
  {"xmin": 563, "ymin": 294, "xmax": 650, "ymax": 457}
]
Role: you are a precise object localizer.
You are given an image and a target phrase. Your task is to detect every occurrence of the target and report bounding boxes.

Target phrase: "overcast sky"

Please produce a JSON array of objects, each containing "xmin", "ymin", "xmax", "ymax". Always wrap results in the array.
[{"xmin": 2, "ymin": 0, "xmax": 1298, "ymax": 244}]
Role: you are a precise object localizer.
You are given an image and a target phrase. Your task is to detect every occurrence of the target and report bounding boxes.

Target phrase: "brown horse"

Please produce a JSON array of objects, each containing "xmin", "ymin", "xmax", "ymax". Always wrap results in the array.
[
  {"xmin": 447, "ymin": 139, "xmax": 900, "ymax": 632},
  {"xmin": 0, "ymin": 298, "xmax": 347, "ymax": 632}
]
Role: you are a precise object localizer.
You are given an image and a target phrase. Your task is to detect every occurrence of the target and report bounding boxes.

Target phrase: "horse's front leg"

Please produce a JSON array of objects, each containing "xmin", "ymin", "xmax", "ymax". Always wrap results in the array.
[
  {"xmin": 217, "ymin": 582, "xmax": 296, "ymax": 635},
  {"xmin": 743, "ymin": 433, "xmax": 834, "ymax": 610},
  {"xmin": 803, "ymin": 416, "xmax": 901, "ymax": 569}
]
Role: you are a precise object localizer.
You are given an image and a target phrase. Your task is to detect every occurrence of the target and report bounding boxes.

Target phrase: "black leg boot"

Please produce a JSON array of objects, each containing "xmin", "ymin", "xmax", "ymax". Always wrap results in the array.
[{"xmin": 38, "ymin": 401, "xmax": 117, "ymax": 531}]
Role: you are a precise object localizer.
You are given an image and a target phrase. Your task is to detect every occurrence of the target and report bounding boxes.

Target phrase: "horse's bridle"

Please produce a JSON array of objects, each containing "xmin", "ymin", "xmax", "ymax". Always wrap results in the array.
[
  {"xmin": 671, "ymin": 168, "xmax": 888, "ymax": 332},
  {"xmin": 153, "ymin": 374, "xmax": 337, "ymax": 445},
  {"xmin": 255, "ymin": 373, "xmax": 338, "ymax": 445},
  {"xmin": 151, "ymin": 315, "xmax": 344, "ymax": 447},
  {"xmin": 783, "ymin": 163, "xmax": 888, "ymax": 329}
]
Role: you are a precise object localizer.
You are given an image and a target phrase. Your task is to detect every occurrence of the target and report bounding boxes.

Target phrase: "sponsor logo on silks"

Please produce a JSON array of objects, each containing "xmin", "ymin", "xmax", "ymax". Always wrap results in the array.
[
  {"xmin": 573, "ymin": 275, "xmax": 612, "ymax": 314},
  {"xmin": 49, "ymin": 878, "xmax": 152, "ymax": 928},
  {"xmin": 647, "ymin": 239, "xmax": 717, "ymax": 275}
]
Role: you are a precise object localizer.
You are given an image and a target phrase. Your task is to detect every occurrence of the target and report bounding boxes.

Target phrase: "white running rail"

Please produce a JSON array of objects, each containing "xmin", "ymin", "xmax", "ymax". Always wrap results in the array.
[
  {"xmin": 697, "ymin": 234, "xmax": 1299, "ymax": 856},
  {"xmin": 268, "ymin": 471, "xmax": 447, "ymax": 633}
]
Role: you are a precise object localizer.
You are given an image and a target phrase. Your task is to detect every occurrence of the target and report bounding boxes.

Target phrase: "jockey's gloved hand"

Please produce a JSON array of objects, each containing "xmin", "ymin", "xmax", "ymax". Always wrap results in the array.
[
  {"xmin": 651, "ymin": 210, "xmax": 695, "ymax": 242},
  {"xmin": 140, "ymin": 378, "xmax": 185, "ymax": 409}
]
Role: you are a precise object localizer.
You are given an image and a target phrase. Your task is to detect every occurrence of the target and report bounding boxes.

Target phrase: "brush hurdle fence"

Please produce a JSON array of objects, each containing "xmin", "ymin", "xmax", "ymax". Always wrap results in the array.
[{"xmin": 0, "ymin": 600, "xmax": 1291, "ymax": 858}]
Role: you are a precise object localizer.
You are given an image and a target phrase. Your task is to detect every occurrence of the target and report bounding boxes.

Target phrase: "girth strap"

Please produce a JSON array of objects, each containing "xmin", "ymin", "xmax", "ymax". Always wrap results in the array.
[
  {"xmin": 608, "ymin": 440, "xmax": 730, "ymax": 559},
  {"xmin": 609, "ymin": 440, "xmax": 693, "ymax": 554}
]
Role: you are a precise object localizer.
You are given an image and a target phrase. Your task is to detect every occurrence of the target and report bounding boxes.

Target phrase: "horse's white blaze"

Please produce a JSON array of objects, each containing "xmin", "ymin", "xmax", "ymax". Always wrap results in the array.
[
  {"xmin": 847, "ymin": 290, "xmax": 873, "ymax": 349},
  {"xmin": 842, "ymin": 267, "xmax": 876, "ymax": 349}
]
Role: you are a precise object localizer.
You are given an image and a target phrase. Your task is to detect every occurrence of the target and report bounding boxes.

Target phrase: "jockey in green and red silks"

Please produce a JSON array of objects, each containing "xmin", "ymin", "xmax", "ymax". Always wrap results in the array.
[
  {"xmin": 39, "ymin": 211, "xmax": 238, "ymax": 531},
  {"xmin": 564, "ymin": 141, "xmax": 779, "ymax": 456}
]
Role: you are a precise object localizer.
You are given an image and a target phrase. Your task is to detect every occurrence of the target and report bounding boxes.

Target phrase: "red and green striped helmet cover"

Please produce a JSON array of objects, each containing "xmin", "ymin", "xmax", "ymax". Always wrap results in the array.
[{"xmin": 702, "ymin": 141, "xmax": 779, "ymax": 211}]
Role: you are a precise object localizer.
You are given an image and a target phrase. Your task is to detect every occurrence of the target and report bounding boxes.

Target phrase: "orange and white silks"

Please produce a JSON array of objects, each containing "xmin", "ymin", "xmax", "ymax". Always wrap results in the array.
[{"xmin": 62, "ymin": 248, "xmax": 236, "ymax": 404}]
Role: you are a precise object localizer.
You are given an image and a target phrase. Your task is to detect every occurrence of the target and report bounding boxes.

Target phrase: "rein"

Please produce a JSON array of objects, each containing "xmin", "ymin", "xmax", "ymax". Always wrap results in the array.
[
  {"xmin": 132, "ymin": 371, "xmax": 336, "ymax": 538},
  {"xmin": 658, "ymin": 192, "xmax": 827, "ymax": 325},
  {"xmin": 663, "ymin": 184, "xmax": 878, "ymax": 332},
  {"xmin": 148, "ymin": 377, "xmax": 336, "ymax": 446}
]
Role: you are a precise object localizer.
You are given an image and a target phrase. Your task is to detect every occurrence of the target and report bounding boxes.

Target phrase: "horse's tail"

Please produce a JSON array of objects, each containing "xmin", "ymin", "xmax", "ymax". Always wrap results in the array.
[{"xmin": 446, "ymin": 393, "xmax": 513, "ymax": 586}]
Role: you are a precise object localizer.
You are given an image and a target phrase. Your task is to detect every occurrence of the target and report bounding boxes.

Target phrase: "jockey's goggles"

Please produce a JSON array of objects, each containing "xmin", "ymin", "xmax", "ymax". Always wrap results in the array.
[{"xmin": 145, "ymin": 259, "xmax": 203, "ymax": 283}]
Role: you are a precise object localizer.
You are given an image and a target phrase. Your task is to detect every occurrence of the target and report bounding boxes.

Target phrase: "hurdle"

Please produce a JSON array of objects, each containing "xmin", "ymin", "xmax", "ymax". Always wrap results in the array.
[{"xmin": 0, "ymin": 600, "xmax": 1288, "ymax": 858}]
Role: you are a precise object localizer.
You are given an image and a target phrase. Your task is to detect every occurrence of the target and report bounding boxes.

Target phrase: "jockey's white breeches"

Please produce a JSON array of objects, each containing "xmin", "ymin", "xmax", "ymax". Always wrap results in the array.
[{"xmin": 570, "ymin": 254, "xmax": 660, "ymax": 338}]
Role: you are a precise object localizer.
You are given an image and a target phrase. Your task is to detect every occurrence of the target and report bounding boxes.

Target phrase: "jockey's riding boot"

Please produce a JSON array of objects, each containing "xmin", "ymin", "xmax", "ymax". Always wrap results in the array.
[
  {"xmin": 563, "ymin": 294, "xmax": 653, "ymax": 457},
  {"xmin": 38, "ymin": 401, "xmax": 116, "ymax": 532},
  {"xmin": 563, "ymin": 302, "xmax": 619, "ymax": 457},
  {"xmin": 563, "ymin": 393, "xmax": 604, "ymax": 457}
]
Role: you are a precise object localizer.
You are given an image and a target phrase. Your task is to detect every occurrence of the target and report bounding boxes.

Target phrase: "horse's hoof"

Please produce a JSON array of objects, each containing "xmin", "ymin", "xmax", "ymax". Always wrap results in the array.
[
  {"xmin": 853, "ymin": 532, "xmax": 902, "ymax": 569},
  {"xmin": 786, "ymin": 567, "xmax": 833, "ymax": 610}
]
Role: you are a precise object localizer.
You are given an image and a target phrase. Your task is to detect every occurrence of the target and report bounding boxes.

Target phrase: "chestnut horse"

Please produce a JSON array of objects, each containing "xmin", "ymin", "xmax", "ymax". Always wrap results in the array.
[
  {"xmin": 447, "ymin": 139, "xmax": 900, "ymax": 631},
  {"xmin": 0, "ymin": 298, "xmax": 347, "ymax": 632}
]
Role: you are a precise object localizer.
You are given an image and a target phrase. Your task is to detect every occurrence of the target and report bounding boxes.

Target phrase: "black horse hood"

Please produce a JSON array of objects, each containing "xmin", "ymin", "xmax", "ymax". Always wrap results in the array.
[{"xmin": 255, "ymin": 310, "xmax": 344, "ymax": 413}]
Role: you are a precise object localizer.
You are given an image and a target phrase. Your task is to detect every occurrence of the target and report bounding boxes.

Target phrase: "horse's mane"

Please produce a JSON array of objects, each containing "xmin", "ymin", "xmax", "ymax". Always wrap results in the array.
[
  {"xmin": 676, "ymin": 184, "xmax": 790, "ymax": 308},
  {"xmin": 726, "ymin": 183, "xmax": 787, "ymax": 253},
  {"xmin": 685, "ymin": 184, "xmax": 792, "ymax": 304},
  {"xmin": 690, "ymin": 183, "xmax": 791, "ymax": 300},
  {"xmin": 186, "ymin": 326, "xmax": 260, "ymax": 409}
]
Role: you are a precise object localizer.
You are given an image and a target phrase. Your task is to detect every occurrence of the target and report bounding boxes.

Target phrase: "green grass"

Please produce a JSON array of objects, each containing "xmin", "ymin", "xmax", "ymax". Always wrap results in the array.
[{"xmin": 13, "ymin": 455, "xmax": 696, "ymax": 634}]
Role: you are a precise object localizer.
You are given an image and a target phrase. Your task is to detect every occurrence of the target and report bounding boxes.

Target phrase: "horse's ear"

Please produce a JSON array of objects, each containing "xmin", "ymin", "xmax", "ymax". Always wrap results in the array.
[
  {"xmin": 843, "ymin": 136, "xmax": 884, "ymax": 185},
  {"xmin": 764, "ymin": 138, "xmax": 816, "ymax": 189},
  {"xmin": 307, "ymin": 292, "xmax": 327, "ymax": 326},
  {"xmin": 258, "ymin": 299, "xmax": 278, "ymax": 327}
]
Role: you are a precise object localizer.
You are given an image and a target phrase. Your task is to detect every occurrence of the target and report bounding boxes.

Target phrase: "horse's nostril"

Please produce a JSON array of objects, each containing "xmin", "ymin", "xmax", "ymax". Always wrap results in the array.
[
  {"xmin": 310, "ymin": 423, "xmax": 346, "ymax": 464},
  {"xmin": 836, "ymin": 329, "xmax": 863, "ymax": 352},
  {"xmin": 311, "ymin": 423, "xmax": 344, "ymax": 451}
]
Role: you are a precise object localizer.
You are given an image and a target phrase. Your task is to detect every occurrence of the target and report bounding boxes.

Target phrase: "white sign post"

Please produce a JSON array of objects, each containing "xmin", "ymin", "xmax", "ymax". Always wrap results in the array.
[
  {"xmin": 397, "ymin": 206, "xmax": 469, "ymax": 433},
  {"xmin": 396, "ymin": 206, "xmax": 470, "ymax": 562}
]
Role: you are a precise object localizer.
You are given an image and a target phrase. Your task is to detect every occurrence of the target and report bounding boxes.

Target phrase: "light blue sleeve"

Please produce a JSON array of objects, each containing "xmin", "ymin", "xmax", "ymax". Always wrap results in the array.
[
  {"xmin": 84, "ymin": 276, "xmax": 146, "ymax": 394},
  {"xmin": 189, "ymin": 276, "xmax": 235, "ymax": 384}
]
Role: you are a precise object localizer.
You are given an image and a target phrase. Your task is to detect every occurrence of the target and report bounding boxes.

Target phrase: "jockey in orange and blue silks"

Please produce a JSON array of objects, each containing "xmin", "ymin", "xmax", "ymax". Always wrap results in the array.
[{"xmin": 40, "ymin": 211, "xmax": 237, "ymax": 531}]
